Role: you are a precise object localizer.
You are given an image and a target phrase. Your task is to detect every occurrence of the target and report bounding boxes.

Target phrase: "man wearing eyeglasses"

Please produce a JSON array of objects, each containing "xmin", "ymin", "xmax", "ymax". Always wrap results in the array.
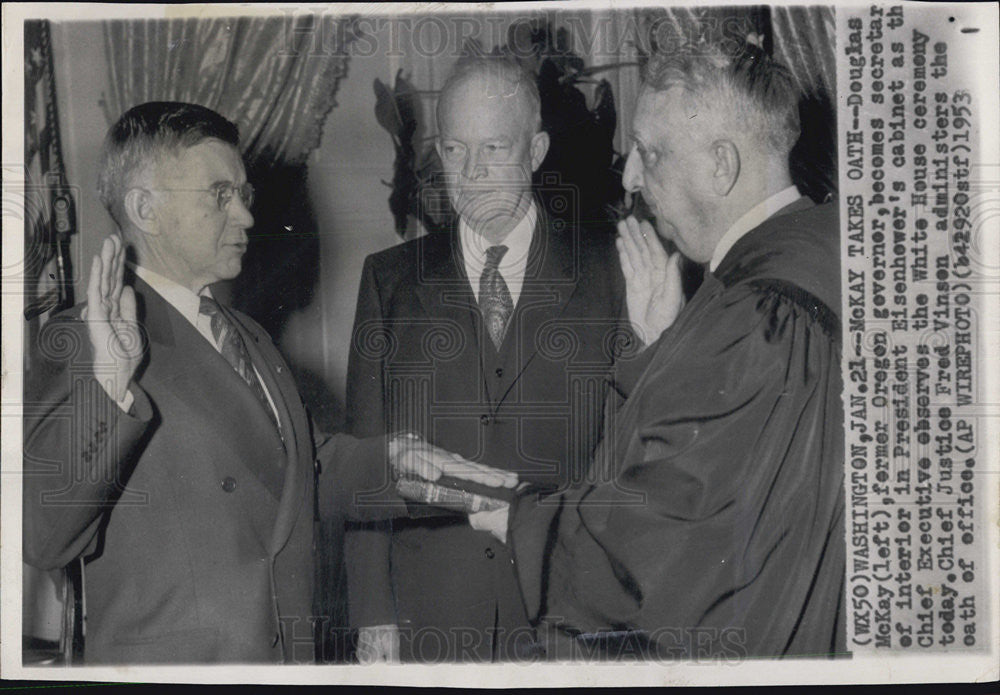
[{"xmin": 21, "ymin": 101, "xmax": 511, "ymax": 665}]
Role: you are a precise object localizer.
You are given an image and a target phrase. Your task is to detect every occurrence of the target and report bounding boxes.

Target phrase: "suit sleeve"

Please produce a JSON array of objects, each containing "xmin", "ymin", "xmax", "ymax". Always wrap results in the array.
[
  {"xmin": 22, "ymin": 315, "xmax": 156, "ymax": 570},
  {"xmin": 314, "ymin": 432, "xmax": 409, "ymax": 522},
  {"xmin": 343, "ymin": 256, "xmax": 398, "ymax": 628},
  {"xmin": 510, "ymin": 283, "xmax": 845, "ymax": 657}
]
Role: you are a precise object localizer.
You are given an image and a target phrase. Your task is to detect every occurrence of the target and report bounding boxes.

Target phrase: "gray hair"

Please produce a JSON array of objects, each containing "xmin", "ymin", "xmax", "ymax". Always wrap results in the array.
[
  {"xmin": 437, "ymin": 53, "xmax": 542, "ymax": 133},
  {"xmin": 98, "ymin": 101, "xmax": 240, "ymax": 229},
  {"xmin": 642, "ymin": 42, "xmax": 800, "ymax": 155}
]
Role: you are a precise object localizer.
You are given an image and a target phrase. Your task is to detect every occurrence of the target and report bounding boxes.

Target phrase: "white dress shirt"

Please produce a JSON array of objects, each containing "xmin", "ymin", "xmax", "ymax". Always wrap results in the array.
[
  {"xmin": 115, "ymin": 265, "xmax": 279, "ymax": 421},
  {"xmin": 709, "ymin": 185, "xmax": 803, "ymax": 273},
  {"xmin": 459, "ymin": 201, "xmax": 537, "ymax": 308}
]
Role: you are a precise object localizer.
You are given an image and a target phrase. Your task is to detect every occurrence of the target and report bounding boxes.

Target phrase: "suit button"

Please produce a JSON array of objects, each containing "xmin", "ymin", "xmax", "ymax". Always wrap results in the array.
[
  {"xmin": 484, "ymin": 547, "xmax": 495, "ymax": 559},
  {"xmin": 221, "ymin": 476, "xmax": 237, "ymax": 493},
  {"xmin": 495, "ymin": 367, "xmax": 503, "ymax": 378},
  {"xmin": 480, "ymin": 414, "xmax": 490, "ymax": 426}
]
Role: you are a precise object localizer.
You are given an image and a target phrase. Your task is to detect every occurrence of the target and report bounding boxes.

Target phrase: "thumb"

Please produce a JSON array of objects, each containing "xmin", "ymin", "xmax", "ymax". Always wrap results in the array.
[
  {"xmin": 665, "ymin": 252, "xmax": 684, "ymax": 288},
  {"xmin": 119, "ymin": 285, "xmax": 138, "ymax": 323}
]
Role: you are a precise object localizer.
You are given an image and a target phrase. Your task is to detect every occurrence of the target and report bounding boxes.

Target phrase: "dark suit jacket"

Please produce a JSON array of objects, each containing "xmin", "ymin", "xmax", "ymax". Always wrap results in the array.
[
  {"xmin": 22, "ymin": 276, "xmax": 401, "ymax": 664},
  {"xmin": 345, "ymin": 208, "xmax": 629, "ymax": 660}
]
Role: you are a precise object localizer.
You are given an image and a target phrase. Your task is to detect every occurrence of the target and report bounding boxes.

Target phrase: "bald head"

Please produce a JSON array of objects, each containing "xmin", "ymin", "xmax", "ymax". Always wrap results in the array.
[
  {"xmin": 435, "ymin": 54, "xmax": 549, "ymax": 243},
  {"xmin": 436, "ymin": 54, "xmax": 542, "ymax": 136}
]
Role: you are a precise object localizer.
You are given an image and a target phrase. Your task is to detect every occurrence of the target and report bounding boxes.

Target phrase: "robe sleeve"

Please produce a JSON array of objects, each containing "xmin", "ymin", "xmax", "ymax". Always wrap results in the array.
[{"xmin": 511, "ymin": 280, "xmax": 845, "ymax": 659}]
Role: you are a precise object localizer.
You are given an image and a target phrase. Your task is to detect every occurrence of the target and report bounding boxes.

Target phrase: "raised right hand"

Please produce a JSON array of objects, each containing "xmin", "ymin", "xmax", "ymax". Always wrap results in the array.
[
  {"xmin": 82, "ymin": 235, "xmax": 142, "ymax": 402},
  {"xmin": 615, "ymin": 215, "xmax": 685, "ymax": 347}
]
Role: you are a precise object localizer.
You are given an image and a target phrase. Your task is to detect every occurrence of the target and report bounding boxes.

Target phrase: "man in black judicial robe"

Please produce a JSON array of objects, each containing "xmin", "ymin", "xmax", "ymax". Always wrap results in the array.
[{"xmin": 469, "ymin": 41, "xmax": 847, "ymax": 659}]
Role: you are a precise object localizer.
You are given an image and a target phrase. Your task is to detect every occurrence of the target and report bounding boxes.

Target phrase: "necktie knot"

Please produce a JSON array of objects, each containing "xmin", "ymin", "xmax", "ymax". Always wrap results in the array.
[
  {"xmin": 485, "ymin": 245, "xmax": 509, "ymax": 269},
  {"xmin": 199, "ymin": 295, "xmax": 220, "ymax": 317},
  {"xmin": 199, "ymin": 295, "xmax": 227, "ymax": 344},
  {"xmin": 197, "ymin": 295, "xmax": 281, "ymax": 438}
]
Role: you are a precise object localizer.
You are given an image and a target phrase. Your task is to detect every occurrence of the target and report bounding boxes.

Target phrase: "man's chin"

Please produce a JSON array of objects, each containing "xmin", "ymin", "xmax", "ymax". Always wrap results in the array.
[
  {"xmin": 216, "ymin": 257, "xmax": 244, "ymax": 281},
  {"xmin": 652, "ymin": 218, "xmax": 677, "ymax": 243},
  {"xmin": 465, "ymin": 214, "xmax": 521, "ymax": 240}
]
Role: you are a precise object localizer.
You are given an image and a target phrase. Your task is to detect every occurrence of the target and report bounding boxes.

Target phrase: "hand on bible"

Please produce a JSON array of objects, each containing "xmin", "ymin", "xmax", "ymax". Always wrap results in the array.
[
  {"xmin": 82, "ymin": 235, "xmax": 143, "ymax": 402},
  {"xmin": 616, "ymin": 215, "xmax": 685, "ymax": 347},
  {"xmin": 389, "ymin": 433, "xmax": 519, "ymax": 488}
]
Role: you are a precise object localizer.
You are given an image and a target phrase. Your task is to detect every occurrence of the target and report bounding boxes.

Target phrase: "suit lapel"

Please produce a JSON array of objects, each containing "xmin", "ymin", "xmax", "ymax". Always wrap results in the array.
[
  {"xmin": 133, "ymin": 276, "xmax": 286, "ymax": 543},
  {"xmin": 412, "ymin": 229, "xmax": 483, "ymax": 348},
  {"xmin": 222, "ymin": 307, "xmax": 309, "ymax": 557},
  {"xmin": 500, "ymin": 207, "xmax": 579, "ymax": 401}
]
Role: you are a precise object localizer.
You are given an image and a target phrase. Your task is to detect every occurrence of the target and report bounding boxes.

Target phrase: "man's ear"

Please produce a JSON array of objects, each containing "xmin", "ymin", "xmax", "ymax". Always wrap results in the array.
[
  {"xmin": 710, "ymin": 139, "xmax": 740, "ymax": 196},
  {"xmin": 529, "ymin": 130, "xmax": 550, "ymax": 172},
  {"xmin": 123, "ymin": 188, "xmax": 159, "ymax": 235}
]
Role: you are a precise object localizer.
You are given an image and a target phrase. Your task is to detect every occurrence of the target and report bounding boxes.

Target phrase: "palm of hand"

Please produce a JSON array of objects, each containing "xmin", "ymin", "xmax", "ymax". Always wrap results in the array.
[
  {"xmin": 617, "ymin": 216, "xmax": 685, "ymax": 346},
  {"xmin": 84, "ymin": 235, "xmax": 143, "ymax": 401}
]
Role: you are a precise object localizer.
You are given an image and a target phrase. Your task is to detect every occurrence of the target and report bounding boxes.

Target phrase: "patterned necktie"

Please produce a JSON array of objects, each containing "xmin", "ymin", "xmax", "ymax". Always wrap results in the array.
[
  {"xmin": 479, "ymin": 245, "xmax": 513, "ymax": 351},
  {"xmin": 199, "ymin": 296, "xmax": 281, "ymax": 436}
]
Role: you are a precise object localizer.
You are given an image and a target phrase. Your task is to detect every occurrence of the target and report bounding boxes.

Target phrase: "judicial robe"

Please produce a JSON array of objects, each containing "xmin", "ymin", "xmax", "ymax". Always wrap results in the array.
[{"xmin": 510, "ymin": 198, "xmax": 847, "ymax": 660}]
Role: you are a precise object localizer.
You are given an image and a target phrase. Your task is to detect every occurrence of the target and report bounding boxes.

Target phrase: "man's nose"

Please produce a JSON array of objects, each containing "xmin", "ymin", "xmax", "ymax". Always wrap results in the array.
[
  {"xmin": 462, "ymin": 150, "xmax": 485, "ymax": 181},
  {"xmin": 622, "ymin": 148, "xmax": 643, "ymax": 194},
  {"xmin": 229, "ymin": 195, "xmax": 254, "ymax": 228}
]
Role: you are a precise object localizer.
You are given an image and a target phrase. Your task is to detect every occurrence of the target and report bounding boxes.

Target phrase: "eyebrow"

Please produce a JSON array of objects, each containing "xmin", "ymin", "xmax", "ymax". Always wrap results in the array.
[
  {"xmin": 208, "ymin": 178, "xmax": 240, "ymax": 188},
  {"xmin": 439, "ymin": 136, "xmax": 512, "ymax": 146}
]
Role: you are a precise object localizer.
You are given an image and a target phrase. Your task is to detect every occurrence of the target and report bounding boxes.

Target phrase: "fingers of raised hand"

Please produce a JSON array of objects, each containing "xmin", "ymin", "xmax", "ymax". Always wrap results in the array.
[
  {"xmin": 119, "ymin": 285, "xmax": 138, "ymax": 324},
  {"xmin": 639, "ymin": 220, "xmax": 668, "ymax": 268},
  {"xmin": 616, "ymin": 216, "xmax": 648, "ymax": 275},
  {"xmin": 110, "ymin": 234, "xmax": 125, "ymax": 304},
  {"xmin": 98, "ymin": 236, "xmax": 115, "ymax": 303},
  {"xmin": 86, "ymin": 253, "xmax": 105, "ymax": 321},
  {"xmin": 114, "ymin": 287, "xmax": 143, "ymax": 360},
  {"xmin": 665, "ymin": 251, "xmax": 683, "ymax": 285}
]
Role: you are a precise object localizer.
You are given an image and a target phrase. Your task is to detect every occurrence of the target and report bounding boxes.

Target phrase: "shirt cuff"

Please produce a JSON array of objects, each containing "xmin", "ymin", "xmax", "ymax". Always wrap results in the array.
[{"xmin": 116, "ymin": 389, "xmax": 135, "ymax": 414}]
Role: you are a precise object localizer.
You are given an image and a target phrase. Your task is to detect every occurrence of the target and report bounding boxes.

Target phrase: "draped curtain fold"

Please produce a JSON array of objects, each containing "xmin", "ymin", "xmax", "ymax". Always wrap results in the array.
[{"xmin": 100, "ymin": 14, "xmax": 357, "ymax": 167}]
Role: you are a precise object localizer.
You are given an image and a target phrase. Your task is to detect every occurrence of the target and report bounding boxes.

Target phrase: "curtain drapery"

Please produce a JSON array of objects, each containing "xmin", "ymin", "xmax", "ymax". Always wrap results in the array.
[{"xmin": 100, "ymin": 13, "xmax": 358, "ymax": 168}]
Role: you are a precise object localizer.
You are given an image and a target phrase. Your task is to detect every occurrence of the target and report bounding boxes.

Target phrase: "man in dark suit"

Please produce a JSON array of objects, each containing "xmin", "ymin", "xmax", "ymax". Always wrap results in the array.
[
  {"xmin": 345, "ymin": 55, "xmax": 628, "ymax": 662},
  {"xmin": 471, "ymin": 41, "xmax": 846, "ymax": 660},
  {"xmin": 21, "ymin": 102, "xmax": 506, "ymax": 665}
]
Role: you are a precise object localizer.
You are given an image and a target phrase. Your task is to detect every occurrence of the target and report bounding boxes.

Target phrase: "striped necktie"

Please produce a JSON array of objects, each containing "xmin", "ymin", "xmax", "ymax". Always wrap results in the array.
[{"xmin": 198, "ymin": 296, "xmax": 281, "ymax": 436}]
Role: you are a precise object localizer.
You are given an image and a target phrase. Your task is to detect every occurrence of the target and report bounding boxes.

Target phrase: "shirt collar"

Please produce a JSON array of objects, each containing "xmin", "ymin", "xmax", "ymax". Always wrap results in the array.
[
  {"xmin": 709, "ymin": 185, "xmax": 802, "ymax": 272},
  {"xmin": 459, "ymin": 200, "xmax": 537, "ymax": 273},
  {"xmin": 131, "ymin": 263, "xmax": 213, "ymax": 327}
]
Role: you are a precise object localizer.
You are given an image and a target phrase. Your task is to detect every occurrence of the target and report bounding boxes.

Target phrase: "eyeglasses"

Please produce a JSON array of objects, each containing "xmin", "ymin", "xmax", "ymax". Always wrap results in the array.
[{"xmin": 146, "ymin": 182, "xmax": 255, "ymax": 211}]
